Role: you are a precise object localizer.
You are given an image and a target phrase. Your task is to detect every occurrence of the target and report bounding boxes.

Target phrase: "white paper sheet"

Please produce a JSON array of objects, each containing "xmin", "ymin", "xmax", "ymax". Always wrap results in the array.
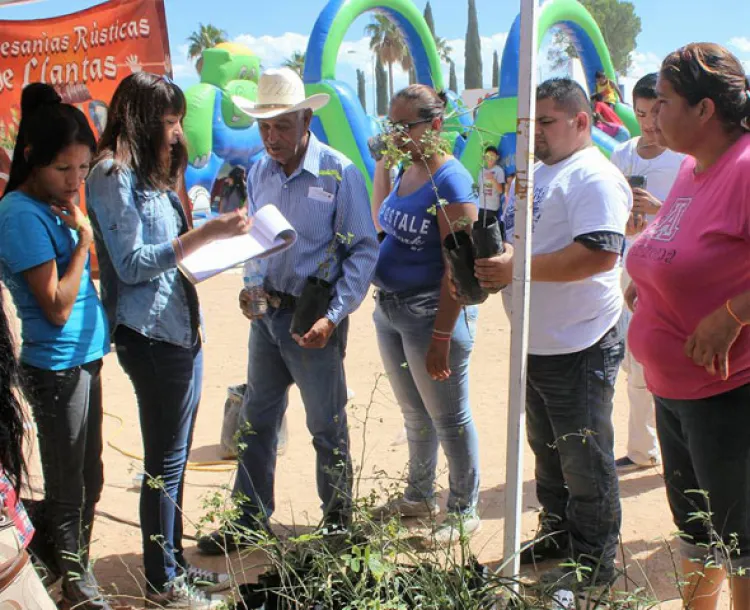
[{"xmin": 178, "ymin": 205, "xmax": 296, "ymax": 284}]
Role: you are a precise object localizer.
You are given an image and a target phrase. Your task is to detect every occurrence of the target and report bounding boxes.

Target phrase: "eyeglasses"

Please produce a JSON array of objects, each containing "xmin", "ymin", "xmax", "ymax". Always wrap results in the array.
[{"xmin": 385, "ymin": 118, "xmax": 433, "ymax": 133}]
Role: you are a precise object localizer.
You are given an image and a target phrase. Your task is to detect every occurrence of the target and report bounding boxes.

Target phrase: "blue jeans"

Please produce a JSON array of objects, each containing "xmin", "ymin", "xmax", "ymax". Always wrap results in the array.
[
  {"xmin": 234, "ymin": 308, "xmax": 351, "ymax": 523},
  {"xmin": 655, "ymin": 384, "xmax": 750, "ymax": 570},
  {"xmin": 114, "ymin": 327, "xmax": 203, "ymax": 593},
  {"xmin": 373, "ymin": 289, "xmax": 480, "ymax": 515},
  {"xmin": 526, "ymin": 319, "xmax": 625, "ymax": 573}
]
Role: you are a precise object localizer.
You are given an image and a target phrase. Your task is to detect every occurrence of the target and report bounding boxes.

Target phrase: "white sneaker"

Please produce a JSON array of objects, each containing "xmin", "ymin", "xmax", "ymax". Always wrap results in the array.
[
  {"xmin": 370, "ymin": 495, "xmax": 439, "ymax": 520},
  {"xmin": 186, "ymin": 565, "xmax": 231, "ymax": 592},
  {"xmin": 146, "ymin": 575, "xmax": 227, "ymax": 608},
  {"xmin": 346, "ymin": 387, "xmax": 355, "ymax": 401},
  {"xmin": 430, "ymin": 512, "xmax": 481, "ymax": 546}
]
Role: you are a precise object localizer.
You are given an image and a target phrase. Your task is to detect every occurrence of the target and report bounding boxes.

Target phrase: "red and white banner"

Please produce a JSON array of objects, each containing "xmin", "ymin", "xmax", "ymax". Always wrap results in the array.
[{"xmin": 0, "ymin": 0, "xmax": 172, "ymax": 191}]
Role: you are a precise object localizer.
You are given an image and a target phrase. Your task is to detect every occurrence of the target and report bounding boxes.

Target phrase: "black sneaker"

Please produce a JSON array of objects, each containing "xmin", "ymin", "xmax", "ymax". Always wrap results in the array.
[{"xmin": 519, "ymin": 511, "xmax": 571, "ymax": 565}]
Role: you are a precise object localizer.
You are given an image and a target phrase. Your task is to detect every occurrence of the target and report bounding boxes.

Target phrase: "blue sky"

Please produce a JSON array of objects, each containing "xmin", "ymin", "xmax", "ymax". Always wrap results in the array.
[{"xmin": 2, "ymin": 0, "xmax": 749, "ymax": 109}]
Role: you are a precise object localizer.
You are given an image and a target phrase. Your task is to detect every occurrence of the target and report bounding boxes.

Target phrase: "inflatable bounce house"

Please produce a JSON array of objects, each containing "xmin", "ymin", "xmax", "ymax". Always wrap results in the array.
[
  {"xmin": 460, "ymin": 0, "xmax": 639, "ymax": 178},
  {"xmin": 182, "ymin": 42, "xmax": 264, "ymax": 215},
  {"xmin": 182, "ymin": 0, "xmax": 639, "ymax": 206}
]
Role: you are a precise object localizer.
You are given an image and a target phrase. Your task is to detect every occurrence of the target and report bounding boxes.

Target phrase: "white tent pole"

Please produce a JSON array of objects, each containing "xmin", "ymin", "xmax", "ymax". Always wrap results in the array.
[{"xmin": 502, "ymin": 0, "xmax": 539, "ymax": 581}]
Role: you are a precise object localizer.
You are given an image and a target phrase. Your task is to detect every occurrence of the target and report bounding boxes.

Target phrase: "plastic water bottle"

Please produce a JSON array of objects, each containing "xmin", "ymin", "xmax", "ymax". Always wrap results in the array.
[{"xmin": 243, "ymin": 259, "xmax": 267, "ymax": 316}]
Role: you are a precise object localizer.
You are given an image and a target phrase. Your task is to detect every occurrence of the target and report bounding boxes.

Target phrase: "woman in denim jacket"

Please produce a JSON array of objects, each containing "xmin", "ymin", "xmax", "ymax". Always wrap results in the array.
[{"xmin": 86, "ymin": 73, "xmax": 249, "ymax": 608}]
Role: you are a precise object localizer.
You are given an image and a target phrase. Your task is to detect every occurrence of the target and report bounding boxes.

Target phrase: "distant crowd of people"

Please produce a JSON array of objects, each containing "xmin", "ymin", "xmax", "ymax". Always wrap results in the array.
[{"xmin": 0, "ymin": 41, "xmax": 748, "ymax": 610}]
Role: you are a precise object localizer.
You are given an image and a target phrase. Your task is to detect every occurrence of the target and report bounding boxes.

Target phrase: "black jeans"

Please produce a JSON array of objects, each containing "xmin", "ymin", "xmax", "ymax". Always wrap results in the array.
[
  {"xmin": 526, "ymin": 320, "xmax": 624, "ymax": 574},
  {"xmin": 655, "ymin": 384, "xmax": 750, "ymax": 570},
  {"xmin": 114, "ymin": 327, "xmax": 202, "ymax": 593},
  {"xmin": 21, "ymin": 360, "xmax": 105, "ymax": 584}
]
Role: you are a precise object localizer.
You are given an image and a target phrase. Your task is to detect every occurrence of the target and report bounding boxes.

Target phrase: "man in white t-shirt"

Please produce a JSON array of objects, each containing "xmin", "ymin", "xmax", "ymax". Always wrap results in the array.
[
  {"xmin": 608, "ymin": 73, "xmax": 684, "ymax": 475},
  {"xmin": 478, "ymin": 145, "xmax": 506, "ymax": 220},
  {"xmin": 474, "ymin": 78, "xmax": 632, "ymax": 592}
]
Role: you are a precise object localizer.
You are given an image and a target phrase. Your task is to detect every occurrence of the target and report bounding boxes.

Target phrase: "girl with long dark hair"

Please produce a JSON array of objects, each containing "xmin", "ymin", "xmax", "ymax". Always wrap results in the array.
[
  {"xmin": 0, "ymin": 84, "xmax": 111, "ymax": 609},
  {"xmin": 86, "ymin": 72, "xmax": 249, "ymax": 608}
]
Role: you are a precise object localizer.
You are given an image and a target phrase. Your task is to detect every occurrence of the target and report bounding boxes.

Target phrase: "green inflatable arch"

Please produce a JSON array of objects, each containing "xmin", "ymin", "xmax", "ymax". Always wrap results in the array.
[
  {"xmin": 460, "ymin": 0, "xmax": 640, "ymax": 180},
  {"xmin": 303, "ymin": 0, "xmax": 447, "ymax": 191}
]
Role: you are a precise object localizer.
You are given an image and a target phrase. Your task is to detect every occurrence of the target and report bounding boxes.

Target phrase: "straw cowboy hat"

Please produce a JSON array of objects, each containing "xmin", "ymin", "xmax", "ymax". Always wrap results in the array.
[{"xmin": 232, "ymin": 67, "xmax": 329, "ymax": 120}]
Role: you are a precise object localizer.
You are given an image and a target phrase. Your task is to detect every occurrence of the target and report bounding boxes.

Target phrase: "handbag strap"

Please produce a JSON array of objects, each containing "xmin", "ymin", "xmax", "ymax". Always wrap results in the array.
[{"xmin": 0, "ymin": 543, "xmax": 28, "ymax": 591}]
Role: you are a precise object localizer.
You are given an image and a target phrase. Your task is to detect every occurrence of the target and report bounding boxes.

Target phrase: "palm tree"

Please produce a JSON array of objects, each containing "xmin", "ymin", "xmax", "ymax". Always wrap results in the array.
[
  {"xmin": 282, "ymin": 51, "xmax": 306, "ymax": 77},
  {"xmin": 187, "ymin": 23, "xmax": 228, "ymax": 75},
  {"xmin": 365, "ymin": 14, "xmax": 408, "ymax": 100},
  {"xmin": 435, "ymin": 36, "xmax": 453, "ymax": 66}
]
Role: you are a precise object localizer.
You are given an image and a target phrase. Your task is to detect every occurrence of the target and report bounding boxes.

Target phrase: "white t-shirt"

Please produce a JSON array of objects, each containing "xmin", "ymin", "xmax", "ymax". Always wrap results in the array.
[
  {"xmin": 609, "ymin": 137, "xmax": 684, "ymax": 248},
  {"xmin": 480, "ymin": 166, "xmax": 506, "ymax": 211},
  {"xmin": 502, "ymin": 147, "xmax": 632, "ymax": 355}
]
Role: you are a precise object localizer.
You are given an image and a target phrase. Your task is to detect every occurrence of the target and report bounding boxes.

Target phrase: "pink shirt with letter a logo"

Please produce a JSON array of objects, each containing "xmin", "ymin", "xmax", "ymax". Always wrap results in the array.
[{"xmin": 627, "ymin": 133, "xmax": 750, "ymax": 400}]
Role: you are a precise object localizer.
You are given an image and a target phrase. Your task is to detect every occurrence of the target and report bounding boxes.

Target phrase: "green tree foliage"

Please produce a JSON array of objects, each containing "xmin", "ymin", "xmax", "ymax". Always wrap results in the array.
[
  {"xmin": 186, "ymin": 23, "xmax": 228, "ymax": 74},
  {"xmin": 464, "ymin": 0, "xmax": 483, "ymax": 89},
  {"xmin": 282, "ymin": 51, "xmax": 306, "ymax": 77},
  {"xmin": 366, "ymin": 14, "xmax": 410, "ymax": 100},
  {"xmin": 376, "ymin": 57, "xmax": 389, "ymax": 116},
  {"xmin": 492, "ymin": 50, "xmax": 499, "ymax": 89},
  {"xmin": 449, "ymin": 60, "xmax": 458, "ymax": 93},
  {"xmin": 357, "ymin": 69, "xmax": 367, "ymax": 112},
  {"xmin": 423, "ymin": 1, "xmax": 436, "ymax": 38},
  {"xmin": 548, "ymin": 0, "xmax": 642, "ymax": 75}
]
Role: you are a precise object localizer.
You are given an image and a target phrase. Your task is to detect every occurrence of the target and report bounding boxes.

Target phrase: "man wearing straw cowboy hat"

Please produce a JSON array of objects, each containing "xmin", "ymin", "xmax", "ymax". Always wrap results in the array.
[{"xmin": 198, "ymin": 68, "xmax": 378, "ymax": 554}]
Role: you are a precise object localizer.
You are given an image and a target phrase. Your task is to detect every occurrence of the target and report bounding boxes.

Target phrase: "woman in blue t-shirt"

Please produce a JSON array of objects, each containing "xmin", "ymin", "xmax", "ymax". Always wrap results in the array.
[
  {"xmin": 0, "ymin": 84, "xmax": 112, "ymax": 609},
  {"xmin": 370, "ymin": 85, "xmax": 481, "ymax": 545}
]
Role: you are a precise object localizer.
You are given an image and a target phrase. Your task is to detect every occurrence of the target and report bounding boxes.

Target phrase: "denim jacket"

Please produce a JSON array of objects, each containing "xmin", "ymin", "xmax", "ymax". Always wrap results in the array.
[{"xmin": 85, "ymin": 159, "xmax": 199, "ymax": 348}]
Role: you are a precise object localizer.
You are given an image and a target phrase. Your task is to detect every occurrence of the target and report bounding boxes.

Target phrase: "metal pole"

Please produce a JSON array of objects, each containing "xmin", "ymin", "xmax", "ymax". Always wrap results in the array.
[{"xmin": 501, "ymin": 0, "xmax": 538, "ymax": 581}]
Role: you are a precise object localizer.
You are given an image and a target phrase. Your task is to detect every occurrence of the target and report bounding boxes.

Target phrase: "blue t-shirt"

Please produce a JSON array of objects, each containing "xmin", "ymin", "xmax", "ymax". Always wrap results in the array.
[
  {"xmin": 374, "ymin": 159, "xmax": 477, "ymax": 293},
  {"xmin": 0, "ymin": 191, "xmax": 110, "ymax": 370}
]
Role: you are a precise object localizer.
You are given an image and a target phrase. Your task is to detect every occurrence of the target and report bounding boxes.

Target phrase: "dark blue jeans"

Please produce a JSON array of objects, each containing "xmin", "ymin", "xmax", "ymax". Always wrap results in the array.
[
  {"xmin": 526, "ymin": 320, "xmax": 624, "ymax": 573},
  {"xmin": 234, "ymin": 308, "xmax": 351, "ymax": 525},
  {"xmin": 655, "ymin": 384, "xmax": 750, "ymax": 570},
  {"xmin": 114, "ymin": 326, "xmax": 202, "ymax": 593},
  {"xmin": 21, "ymin": 360, "xmax": 104, "ymax": 584}
]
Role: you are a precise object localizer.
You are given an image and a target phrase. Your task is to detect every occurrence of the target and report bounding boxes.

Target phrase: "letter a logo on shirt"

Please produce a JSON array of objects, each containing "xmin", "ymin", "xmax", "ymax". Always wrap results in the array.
[{"xmin": 650, "ymin": 198, "xmax": 691, "ymax": 242}]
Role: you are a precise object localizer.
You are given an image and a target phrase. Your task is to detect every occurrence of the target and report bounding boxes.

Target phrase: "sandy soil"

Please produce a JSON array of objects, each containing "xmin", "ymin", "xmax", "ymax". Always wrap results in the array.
[{"xmin": 10, "ymin": 275, "xmax": 730, "ymax": 608}]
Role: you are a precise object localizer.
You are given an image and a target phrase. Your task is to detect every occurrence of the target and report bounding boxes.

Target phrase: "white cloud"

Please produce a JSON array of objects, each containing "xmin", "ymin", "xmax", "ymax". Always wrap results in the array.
[
  {"xmin": 172, "ymin": 43, "xmax": 195, "ymax": 79},
  {"xmin": 729, "ymin": 36, "xmax": 750, "ymax": 54},
  {"xmin": 628, "ymin": 50, "xmax": 663, "ymax": 79},
  {"xmin": 233, "ymin": 32, "xmax": 310, "ymax": 70},
  {"xmin": 171, "ymin": 29, "xmax": 512, "ymax": 112},
  {"xmin": 224, "ymin": 31, "xmax": 510, "ymax": 92}
]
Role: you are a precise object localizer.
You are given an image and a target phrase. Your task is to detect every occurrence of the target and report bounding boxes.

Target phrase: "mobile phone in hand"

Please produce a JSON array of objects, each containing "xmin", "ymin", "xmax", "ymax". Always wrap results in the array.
[{"xmin": 627, "ymin": 175, "xmax": 647, "ymax": 190}]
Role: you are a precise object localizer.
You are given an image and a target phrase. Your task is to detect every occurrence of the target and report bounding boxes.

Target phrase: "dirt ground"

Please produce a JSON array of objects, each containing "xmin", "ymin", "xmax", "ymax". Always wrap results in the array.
[{"xmin": 10, "ymin": 274, "xmax": 730, "ymax": 608}]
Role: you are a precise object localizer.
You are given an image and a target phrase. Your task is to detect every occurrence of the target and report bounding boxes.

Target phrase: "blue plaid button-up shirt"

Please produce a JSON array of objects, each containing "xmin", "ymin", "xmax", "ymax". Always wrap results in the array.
[{"xmin": 246, "ymin": 133, "xmax": 378, "ymax": 325}]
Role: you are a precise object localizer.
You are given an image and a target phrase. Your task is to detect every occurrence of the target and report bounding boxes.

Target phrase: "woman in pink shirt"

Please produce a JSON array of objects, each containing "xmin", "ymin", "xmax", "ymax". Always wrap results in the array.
[{"xmin": 626, "ymin": 43, "xmax": 750, "ymax": 610}]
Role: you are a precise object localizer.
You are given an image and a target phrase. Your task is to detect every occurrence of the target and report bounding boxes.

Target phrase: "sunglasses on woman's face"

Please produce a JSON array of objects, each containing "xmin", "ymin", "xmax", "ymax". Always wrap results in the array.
[{"xmin": 385, "ymin": 118, "xmax": 432, "ymax": 133}]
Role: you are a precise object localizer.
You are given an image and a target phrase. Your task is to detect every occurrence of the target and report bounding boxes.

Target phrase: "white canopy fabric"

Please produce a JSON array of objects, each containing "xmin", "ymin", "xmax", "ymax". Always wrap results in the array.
[{"xmin": 0, "ymin": 0, "xmax": 45, "ymax": 6}]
